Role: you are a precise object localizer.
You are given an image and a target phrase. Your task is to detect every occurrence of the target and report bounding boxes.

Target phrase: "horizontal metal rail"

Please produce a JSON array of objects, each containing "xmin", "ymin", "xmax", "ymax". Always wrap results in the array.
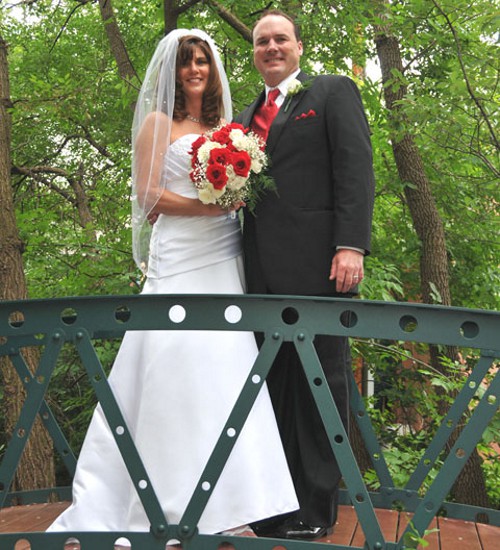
[{"xmin": 0, "ymin": 295, "xmax": 498, "ymax": 550}]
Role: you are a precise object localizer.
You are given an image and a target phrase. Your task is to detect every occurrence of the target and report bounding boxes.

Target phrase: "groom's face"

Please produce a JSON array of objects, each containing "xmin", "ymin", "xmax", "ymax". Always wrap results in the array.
[{"xmin": 253, "ymin": 15, "xmax": 303, "ymax": 87}]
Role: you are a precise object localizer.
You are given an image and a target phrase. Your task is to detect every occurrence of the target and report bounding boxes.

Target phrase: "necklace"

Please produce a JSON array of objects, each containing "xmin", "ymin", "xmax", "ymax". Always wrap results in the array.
[{"xmin": 186, "ymin": 114, "xmax": 201, "ymax": 123}]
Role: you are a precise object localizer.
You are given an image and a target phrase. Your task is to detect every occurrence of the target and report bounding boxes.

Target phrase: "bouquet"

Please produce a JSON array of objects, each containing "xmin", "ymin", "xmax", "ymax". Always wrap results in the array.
[{"xmin": 189, "ymin": 122, "xmax": 275, "ymax": 214}]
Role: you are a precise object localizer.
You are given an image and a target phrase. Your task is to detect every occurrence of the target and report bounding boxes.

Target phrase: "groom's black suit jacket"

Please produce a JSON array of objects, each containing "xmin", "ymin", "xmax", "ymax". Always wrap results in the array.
[
  {"xmin": 236, "ymin": 72, "xmax": 375, "ymax": 526},
  {"xmin": 237, "ymin": 71, "xmax": 375, "ymax": 296}
]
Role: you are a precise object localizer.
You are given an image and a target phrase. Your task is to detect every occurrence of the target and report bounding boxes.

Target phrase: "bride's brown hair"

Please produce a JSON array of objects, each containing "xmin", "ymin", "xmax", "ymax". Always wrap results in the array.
[{"xmin": 174, "ymin": 36, "xmax": 223, "ymax": 127}]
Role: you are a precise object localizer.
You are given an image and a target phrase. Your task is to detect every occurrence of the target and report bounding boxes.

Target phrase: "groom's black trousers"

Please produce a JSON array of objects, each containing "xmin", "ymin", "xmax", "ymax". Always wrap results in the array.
[{"xmin": 255, "ymin": 305, "xmax": 351, "ymax": 528}]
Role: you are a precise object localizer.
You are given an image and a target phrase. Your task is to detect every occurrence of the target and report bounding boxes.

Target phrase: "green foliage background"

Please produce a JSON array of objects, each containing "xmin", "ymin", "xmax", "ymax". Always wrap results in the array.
[{"xmin": 1, "ymin": 0, "xmax": 499, "ymax": 504}]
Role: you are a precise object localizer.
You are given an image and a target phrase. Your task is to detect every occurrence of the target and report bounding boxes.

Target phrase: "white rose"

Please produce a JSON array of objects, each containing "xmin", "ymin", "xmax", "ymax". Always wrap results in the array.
[
  {"xmin": 198, "ymin": 184, "xmax": 225, "ymax": 205},
  {"xmin": 197, "ymin": 141, "xmax": 220, "ymax": 163},
  {"xmin": 229, "ymin": 128, "xmax": 245, "ymax": 144},
  {"xmin": 251, "ymin": 158, "xmax": 263, "ymax": 173},
  {"xmin": 287, "ymin": 78, "xmax": 302, "ymax": 96},
  {"xmin": 198, "ymin": 187, "xmax": 216, "ymax": 205},
  {"xmin": 232, "ymin": 135, "xmax": 251, "ymax": 152}
]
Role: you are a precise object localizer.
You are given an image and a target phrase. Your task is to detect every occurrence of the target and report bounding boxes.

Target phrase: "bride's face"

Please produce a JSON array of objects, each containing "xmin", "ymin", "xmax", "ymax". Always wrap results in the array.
[{"xmin": 178, "ymin": 46, "xmax": 210, "ymax": 100}]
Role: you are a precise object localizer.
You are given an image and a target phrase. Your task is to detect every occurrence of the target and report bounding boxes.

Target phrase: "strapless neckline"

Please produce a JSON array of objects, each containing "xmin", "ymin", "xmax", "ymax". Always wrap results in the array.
[{"xmin": 170, "ymin": 133, "xmax": 202, "ymax": 146}]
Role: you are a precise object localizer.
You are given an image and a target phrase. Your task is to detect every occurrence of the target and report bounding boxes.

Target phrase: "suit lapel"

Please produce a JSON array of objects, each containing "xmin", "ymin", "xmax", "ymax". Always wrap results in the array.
[{"xmin": 266, "ymin": 71, "xmax": 312, "ymax": 155}]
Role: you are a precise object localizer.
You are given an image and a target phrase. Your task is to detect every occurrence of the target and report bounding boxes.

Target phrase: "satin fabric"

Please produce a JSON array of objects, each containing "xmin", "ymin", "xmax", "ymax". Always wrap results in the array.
[{"xmin": 47, "ymin": 134, "xmax": 298, "ymax": 537}]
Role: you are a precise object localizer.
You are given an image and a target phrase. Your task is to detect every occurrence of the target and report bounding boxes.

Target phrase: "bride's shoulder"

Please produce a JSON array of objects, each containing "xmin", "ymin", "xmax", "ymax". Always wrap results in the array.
[
  {"xmin": 142, "ymin": 111, "xmax": 170, "ymax": 130},
  {"xmin": 136, "ymin": 111, "xmax": 170, "ymax": 145}
]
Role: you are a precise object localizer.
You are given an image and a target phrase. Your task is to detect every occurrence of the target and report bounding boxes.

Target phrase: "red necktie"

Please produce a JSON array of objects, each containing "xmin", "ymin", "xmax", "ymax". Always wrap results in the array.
[{"xmin": 251, "ymin": 88, "xmax": 280, "ymax": 142}]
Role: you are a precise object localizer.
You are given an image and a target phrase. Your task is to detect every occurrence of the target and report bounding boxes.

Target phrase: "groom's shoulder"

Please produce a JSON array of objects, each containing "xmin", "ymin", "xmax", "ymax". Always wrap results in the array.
[{"xmin": 313, "ymin": 73, "xmax": 356, "ymax": 87}]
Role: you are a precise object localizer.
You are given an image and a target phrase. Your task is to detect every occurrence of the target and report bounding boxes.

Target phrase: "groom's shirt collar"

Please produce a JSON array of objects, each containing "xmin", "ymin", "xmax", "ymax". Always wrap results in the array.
[{"xmin": 265, "ymin": 69, "xmax": 301, "ymax": 107}]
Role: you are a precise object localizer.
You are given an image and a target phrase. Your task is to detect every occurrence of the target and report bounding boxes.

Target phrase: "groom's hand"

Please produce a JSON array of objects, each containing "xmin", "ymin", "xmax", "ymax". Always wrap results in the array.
[{"xmin": 329, "ymin": 249, "xmax": 364, "ymax": 293}]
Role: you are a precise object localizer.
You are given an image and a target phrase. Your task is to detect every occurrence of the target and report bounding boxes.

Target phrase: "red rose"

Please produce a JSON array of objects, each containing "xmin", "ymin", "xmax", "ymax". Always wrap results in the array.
[
  {"xmin": 206, "ymin": 163, "xmax": 228, "ymax": 190},
  {"xmin": 227, "ymin": 122, "xmax": 246, "ymax": 133},
  {"xmin": 212, "ymin": 126, "xmax": 231, "ymax": 145},
  {"xmin": 190, "ymin": 135, "xmax": 207, "ymax": 154},
  {"xmin": 231, "ymin": 151, "xmax": 251, "ymax": 177},
  {"xmin": 209, "ymin": 147, "xmax": 232, "ymax": 166}
]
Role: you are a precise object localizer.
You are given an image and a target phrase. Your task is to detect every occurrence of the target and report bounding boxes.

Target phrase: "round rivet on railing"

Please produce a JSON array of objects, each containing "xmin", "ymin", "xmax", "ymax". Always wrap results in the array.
[
  {"xmin": 425, "ymin": 500, "xmax": 435, "ymax": 511},
  {"xmin": 297, "ymin": 333, "xmax": 305, "ymax": 341},
  {"xmin": 272, "ymin": 332, "xmax": 280, "ymax": 340},
  {"xmin": 455, "ymin": 448, "xmax": 466, "ymax": 459},
  {"xmin": 53, "ymin": 333, "xmax": 61, "ymax": 341}
]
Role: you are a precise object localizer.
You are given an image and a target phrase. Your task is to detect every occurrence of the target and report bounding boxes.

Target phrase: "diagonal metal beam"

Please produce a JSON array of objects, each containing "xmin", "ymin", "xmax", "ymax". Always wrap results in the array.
[
  {"xmin": 0, "ymin": 331, "xmax": 63, "ymax": 508},
  {"xmin": 293, "ymin": 329, "xmax": 385, "ymax": 549},
  {"xmin": 74, "ymin": 328, "xmax": 170, "ymax": 540},
  {"xmin": 397, "ymin": 366, "xmax": 500, "ymax": 548},
  {"xmin": 406, "ymin": 353, "xmax": 495, "ymax": 492},
  {"xmin": 8, "ymin": 351, "xmax": 77, "ymax": 478},
  {"xmin": 179, "ymin": 331, "xmax": 283, "ymax": 540}
]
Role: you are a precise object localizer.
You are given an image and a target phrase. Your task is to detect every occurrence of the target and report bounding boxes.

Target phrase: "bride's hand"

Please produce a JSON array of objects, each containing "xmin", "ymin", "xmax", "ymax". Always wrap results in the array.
[
  {"xmin": 202, "ymin": 200, "xmax": 245, "ymax": 218},
  {"xmin": 147, "ymin": 211, "xmax": 159, "ymax": 225},
  {"xmin": 227, "ymin": 200, "xmax": 246, "ymax": 217}
]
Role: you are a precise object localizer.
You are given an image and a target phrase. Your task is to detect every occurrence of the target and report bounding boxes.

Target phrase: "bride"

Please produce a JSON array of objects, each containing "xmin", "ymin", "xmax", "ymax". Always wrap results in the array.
[{"xmin": 47, "ymin": 29, "xmax": 298, "ymax": 541}]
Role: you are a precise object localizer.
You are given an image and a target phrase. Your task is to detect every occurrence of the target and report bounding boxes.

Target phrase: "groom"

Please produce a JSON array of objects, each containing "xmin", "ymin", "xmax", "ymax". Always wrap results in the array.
[{"xmin": 236, "ymin": 9, "xmax": 375, "ymax": 540}]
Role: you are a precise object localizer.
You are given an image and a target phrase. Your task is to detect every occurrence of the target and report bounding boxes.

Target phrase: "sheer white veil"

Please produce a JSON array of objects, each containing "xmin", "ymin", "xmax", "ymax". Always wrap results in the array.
[{"xmin": 131, "ymin": 28, "xmax": 233, "ymax": 273}]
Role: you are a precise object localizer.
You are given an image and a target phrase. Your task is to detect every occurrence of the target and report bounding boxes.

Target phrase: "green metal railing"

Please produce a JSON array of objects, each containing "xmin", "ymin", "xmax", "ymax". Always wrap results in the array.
[{"xmin": 0, "ymin": 295, "xmax": 499, "ymax": 549}]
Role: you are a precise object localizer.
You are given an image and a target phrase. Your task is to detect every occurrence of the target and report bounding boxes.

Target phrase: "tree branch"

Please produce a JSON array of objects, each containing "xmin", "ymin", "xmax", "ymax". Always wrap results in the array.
[
  {"xmin": 204, "ymin": 0, "xmax": 252, "ymax": 43},
  {"xmin": 98, "ymin": 0, "xmax": 139, "ymax": 87},
  {"xmin": 177, "ymin": 0, "xmax": 204, "ymax": 15},
  {"xmin": 431, "ymin": 0, "xmax": 499, "ymax": 151},
  {"xmin": 12, "ymin": 165, "xmax": 75, "ymax": 203},
  {"xmin": 50, "ymin": 0, "xmax": 94, "ymax": 53}
]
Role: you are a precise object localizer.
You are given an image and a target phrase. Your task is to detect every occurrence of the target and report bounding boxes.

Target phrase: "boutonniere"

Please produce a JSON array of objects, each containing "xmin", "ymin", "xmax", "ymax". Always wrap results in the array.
[{"xmin": 283, "ymin": 78, "xmax": 313, "ymax": 112}]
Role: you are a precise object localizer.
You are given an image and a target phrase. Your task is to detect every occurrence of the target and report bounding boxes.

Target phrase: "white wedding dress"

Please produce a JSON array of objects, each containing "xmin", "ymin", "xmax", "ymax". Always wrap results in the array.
[{"xmin": 47, "ymin": 134, "xmax": 298, "ymax": 537}]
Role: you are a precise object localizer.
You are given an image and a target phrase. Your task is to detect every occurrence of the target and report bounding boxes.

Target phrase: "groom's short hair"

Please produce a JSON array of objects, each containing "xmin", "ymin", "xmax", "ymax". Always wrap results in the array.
[{"xmin": 252, "ymin": 9, "xmax": 302, "ymax": 42}]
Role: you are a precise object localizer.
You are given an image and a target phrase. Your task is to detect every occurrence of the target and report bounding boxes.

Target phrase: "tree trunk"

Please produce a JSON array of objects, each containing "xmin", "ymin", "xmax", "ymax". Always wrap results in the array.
[
  {"xmin": 164, "ymin": 0, "xmax": 180, "ymax": 35},
  {"xmin": 0, "ymin": 34, "xmax": 55, "ymax": 496},
  {"xmin": 98, "ymin": 0, "xmax": 138, "ymax": 85},
  {"xmin": 373, "ymin": 14, "xmax": 490, "ymax": 508}
]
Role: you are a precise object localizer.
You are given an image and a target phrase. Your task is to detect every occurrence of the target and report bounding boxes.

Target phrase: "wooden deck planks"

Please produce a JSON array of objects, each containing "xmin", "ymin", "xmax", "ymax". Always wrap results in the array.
[
  {"xmin": 320, "ymin": 505, "xmax": 357, "ymax": 546},
  {"xmin": 350, "ymin": 508, "xmax": 400, "ymax": 547},
  {"xmin": 476, "ymin": 522, "xmax": 500, "ymax": 549},
  {"xmin": 1, "ymin": 502, "xmax": 499, "ymax": 549},
  {"xmin": 399, "ymin": 512, "xmax": 440, "ymax": 550},
  {"xmin": 0, "ymin": 501, "xmax": 69, "ymax": 533},
  {"xmin": 437, "ymin": 517, "xmax": 483, "ymax": 550}
]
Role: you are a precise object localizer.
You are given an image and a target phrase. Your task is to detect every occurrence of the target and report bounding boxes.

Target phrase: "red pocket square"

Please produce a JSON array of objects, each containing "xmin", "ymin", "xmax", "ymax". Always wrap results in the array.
[{"xmin": 295, "ymin": 109, "xmax": 317, "ymax": 121}]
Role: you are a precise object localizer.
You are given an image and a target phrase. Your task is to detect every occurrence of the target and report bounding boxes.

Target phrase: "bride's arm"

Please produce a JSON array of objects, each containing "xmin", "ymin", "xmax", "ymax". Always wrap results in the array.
[{"xmin": 135, "ymin": 112, "xmax": 225, "ymax": 217}]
